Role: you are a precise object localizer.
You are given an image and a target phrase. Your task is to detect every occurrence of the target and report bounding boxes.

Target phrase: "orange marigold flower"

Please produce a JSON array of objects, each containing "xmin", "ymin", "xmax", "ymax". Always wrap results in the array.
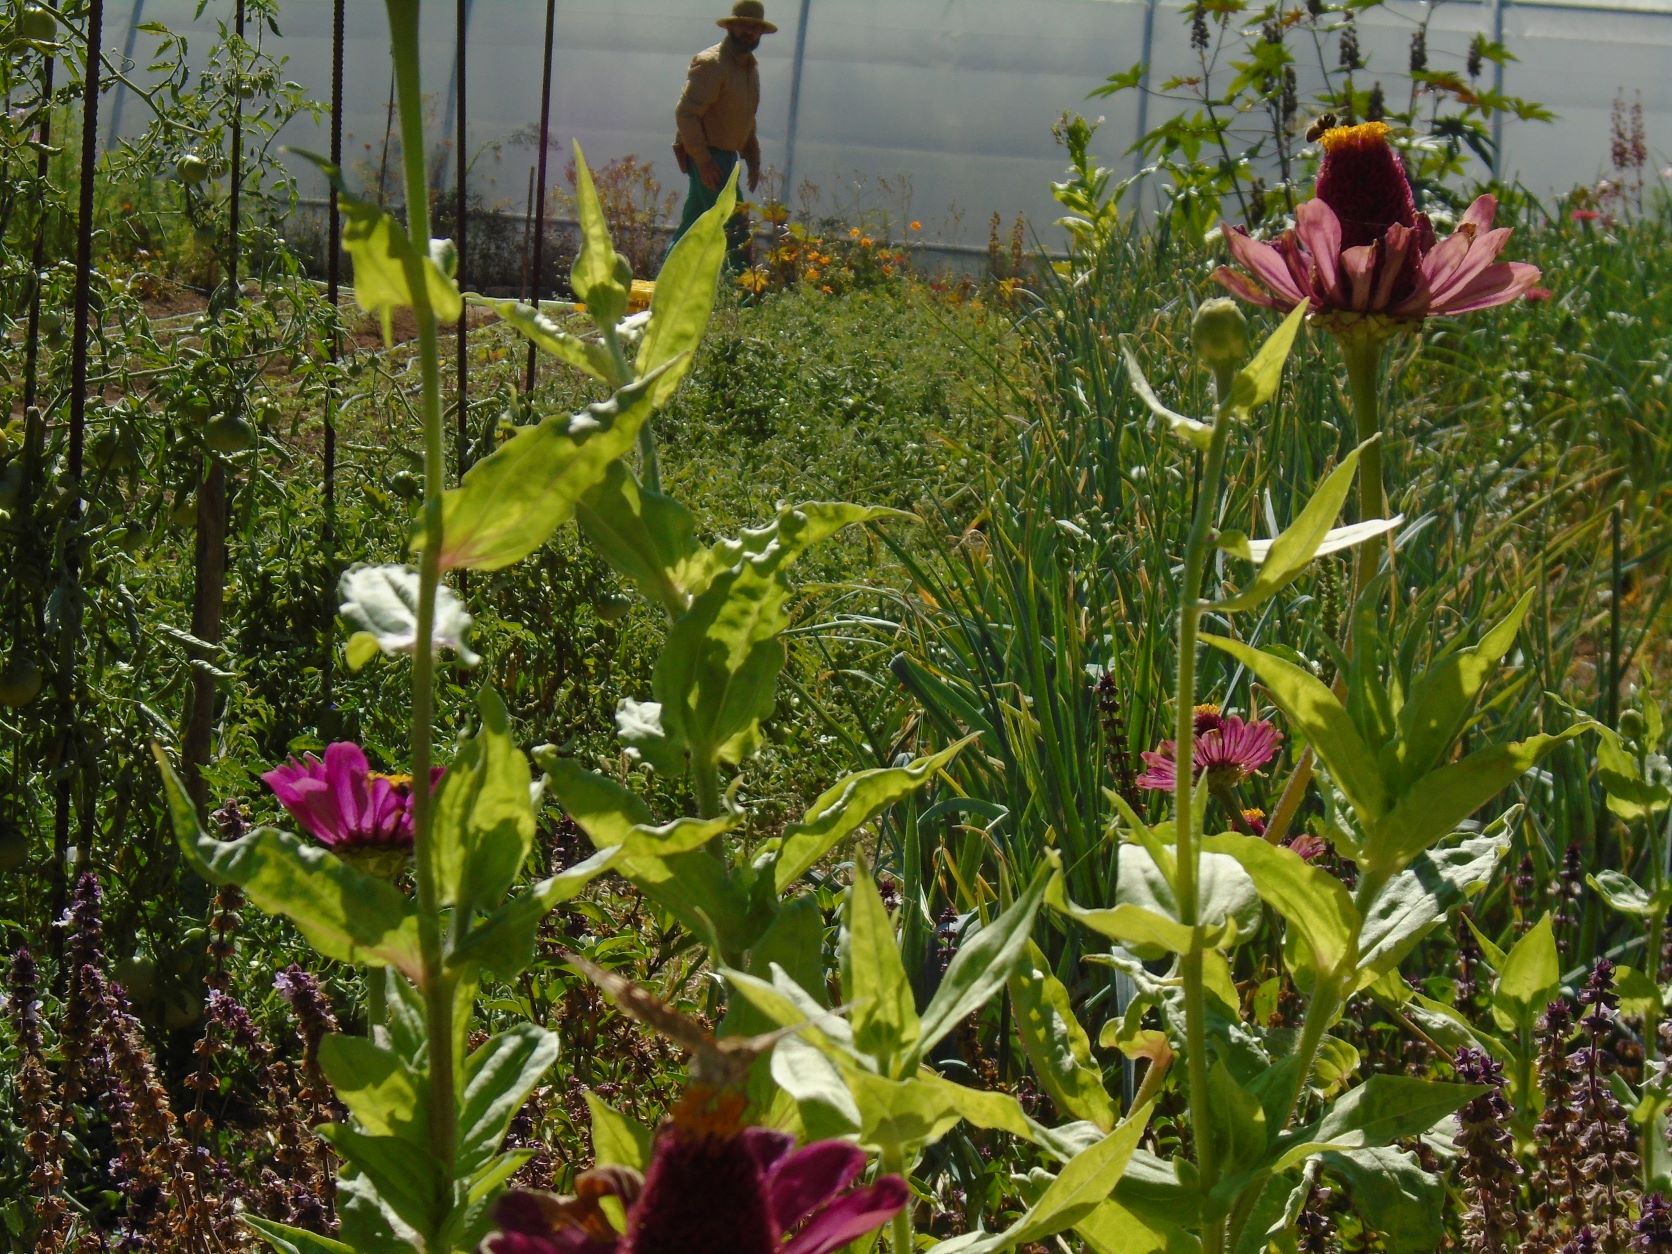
[
  {"xmin": 848, "ymin": 226, "xmax": 862, "ymax": 239},
  {"xmin": 909, "ymin": 220, "xmax": 922, "ymax": 231}
]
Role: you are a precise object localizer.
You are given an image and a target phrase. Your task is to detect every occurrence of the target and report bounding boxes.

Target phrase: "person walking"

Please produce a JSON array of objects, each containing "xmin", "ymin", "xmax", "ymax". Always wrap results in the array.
[{"xmin": 666, "ymin": 0, "xmax": 777, "ymax": 267}]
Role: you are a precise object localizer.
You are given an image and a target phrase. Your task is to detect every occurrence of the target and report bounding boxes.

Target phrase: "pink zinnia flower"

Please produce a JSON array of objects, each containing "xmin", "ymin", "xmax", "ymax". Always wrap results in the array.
[
  {"xmin": 261, "ymin": 742, "xmax": 441, "ymax": 856},
  {"xmin": 483, "ymin": 1100, "xmax": 908, "ymax": 1254},
  {"xmin": 1213, "ymin": 121, "xmax": 1541, "ymax": 328},
  {"xmin": 1286, "ymin": 833, "xmax": 1329, "ymax": 862},
  {"xmin": 1137, "ymin": 714, "xmax": 1283, "ymax": 792}
]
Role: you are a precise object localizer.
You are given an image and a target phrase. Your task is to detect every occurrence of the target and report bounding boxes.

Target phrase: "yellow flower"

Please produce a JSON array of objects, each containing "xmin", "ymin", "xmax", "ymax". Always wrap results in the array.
[
  {"xmin": 804, "ymin": 267, "xmax": 821, "ymax": 283},
  {"xmin": 860, "ymin": 237, "xmax": 874, "ymax": 248},
  {"xmin": 820, "ymin": 284, "xmax": 834, "ymax": 294},
  {"xmin": 909, "ymin": 220, "xmax": 922, "ymax": 232},
  {"xmin": 848, "ymin": 226, "xmax": 862, "ymax": 239},
  {"xmin": 763, "ymin": 200, "xmax": 789, "ymax": 224},
  {"xmin": 736, "ymin": 268, "xmax": 769, "ymax": 294}
]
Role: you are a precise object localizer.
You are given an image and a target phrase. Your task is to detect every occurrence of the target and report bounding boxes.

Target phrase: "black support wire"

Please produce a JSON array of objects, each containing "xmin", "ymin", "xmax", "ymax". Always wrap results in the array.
[
  {"xmin": 54, "ymin": 0, "xmax": 104, "ymax": 950},
  {"xmin": 21, "ymin": 51, "xmax": 54, "ymax": 421},
  {"xmin": 524, "ymin": 0, "xmax": 557, "ymax": 396},
  {"xmin": 321, "ymin": 0, "xmax": 344, "ymax": 732},
  {"xmin": 455, "ymin": 0, "xmax": 471, "ymax": 473},
  {"xmin": 184, "ymin": 0, "xmax": 244, "ymax": 819}
]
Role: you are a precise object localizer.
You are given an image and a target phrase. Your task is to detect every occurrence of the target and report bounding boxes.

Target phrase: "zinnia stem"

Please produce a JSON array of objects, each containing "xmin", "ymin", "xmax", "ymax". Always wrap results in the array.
[
  {"xmin": 1174, "ymin": 361, "xmax": 1239, "ymax": 1250},
  {"xmin": 881, "ymin": 1143, "xmax": 912, "ymax": 1252},
  {"xmin": 1340, "ymin": 332, "xmax": 1387, "ymax": 608},
  {"xmin": 385, "ymin": 0, "xmax": 458, "ymax": 1178}
]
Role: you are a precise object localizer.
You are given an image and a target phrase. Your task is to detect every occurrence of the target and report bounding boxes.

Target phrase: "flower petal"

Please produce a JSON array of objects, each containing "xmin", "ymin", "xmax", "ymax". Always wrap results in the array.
[
  {"xmin": 782, "ymin": 1177, "xmax": 911, "ymax": 1254},
  {"xmin": 1222, "ymin": 226, "xmax": 1309, "ymax": 306},
  {"xmin": 1458, "ymin": 193, "xmax": 1498, "ymax": 235},
  {"xmin": 323, "ymin": 742, "xmax": 374, "ymax": 847},
  {"xmin": 743, "ymin": 1126, "xmax": 797, "ymax": 1179},
  {"xmin": 1339, "ymin": 244, "xmax": 1378, "ymax": 311},
  {"xmin": 1430, "ymin": 261, "xmax": 1543, "ymax": 315},
  {"xmin": 1371, "ymin": 224, "xmax": 1415, "ymax": 312},
  {"xmin": 262, "ymin": 756, "xmax": 343, "ymax": 847},
  {"xmin": 765, "ymin": 1140, "xmax": 866, "ymax": 1235},
  {"xmin": 1423, "ymin": 227, "xmax": 1513, "ymax": 306},
  {"xmin": 1211, "ymin": 265, "xmax": 1289, "ymax": 311},
  {"xmin": 1294, "ymin": 199, "xmax": 1343, "ymax": 305}
]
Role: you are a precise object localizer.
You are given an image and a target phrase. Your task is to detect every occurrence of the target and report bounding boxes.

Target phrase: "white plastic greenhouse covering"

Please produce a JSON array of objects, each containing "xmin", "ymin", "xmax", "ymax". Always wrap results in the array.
[{"xmin": 100, "ymin": 0, "xmax": 1671, "ymax": 255}]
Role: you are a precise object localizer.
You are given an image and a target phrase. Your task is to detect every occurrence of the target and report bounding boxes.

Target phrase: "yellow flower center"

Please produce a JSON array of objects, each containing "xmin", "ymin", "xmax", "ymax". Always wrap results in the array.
[{"xmin": 1317, "ymin": 120, "xmax": 1392, "ymax": 153}]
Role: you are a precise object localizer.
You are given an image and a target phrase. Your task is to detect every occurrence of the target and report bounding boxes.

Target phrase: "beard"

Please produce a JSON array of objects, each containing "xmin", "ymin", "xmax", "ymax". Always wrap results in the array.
[{"xmin": 729, "ymin": 30, "xmax": 762, "ymax": 53}]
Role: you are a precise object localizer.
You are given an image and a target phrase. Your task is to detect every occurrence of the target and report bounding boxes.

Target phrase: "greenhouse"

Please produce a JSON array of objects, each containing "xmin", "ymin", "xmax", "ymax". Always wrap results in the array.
[{"xmin": 2, "ymin": 0, "xmax": 1670, "ymax": 1250}]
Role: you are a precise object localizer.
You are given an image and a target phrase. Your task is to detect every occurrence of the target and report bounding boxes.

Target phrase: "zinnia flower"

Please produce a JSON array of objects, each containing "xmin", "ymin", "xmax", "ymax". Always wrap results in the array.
[
  {"xmin": 1213, "ymin": 121, "xmax": 1540, "ymax": 329},
  {"xmin": 1137, "ymin": 714, "xmax": 1282, "ymax": 792},
  {"xmin": 483, "ymin": 1099, "xmax": 908, "ymax": 1254},
  {"xmin": 261, "ymin": 742, "xmax": 440, "ymax": 859}
]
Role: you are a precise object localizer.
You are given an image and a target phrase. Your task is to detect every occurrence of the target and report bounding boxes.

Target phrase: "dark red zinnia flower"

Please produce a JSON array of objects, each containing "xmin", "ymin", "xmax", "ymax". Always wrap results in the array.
[
  {"xmin": 1137, "ymin": 714, "xmax": 1283, "ymax": 793},
  {"xmin": 483, "ymin": 1093, "xmax": 908, "ymax": 1254},
  {"xmin": 1214, "ymin": 122, "xmax": 1540, "ymax": 325}
]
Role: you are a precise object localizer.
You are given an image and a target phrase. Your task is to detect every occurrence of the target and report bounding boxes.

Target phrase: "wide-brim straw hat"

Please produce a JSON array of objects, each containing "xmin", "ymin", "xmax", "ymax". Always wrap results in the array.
[{"xmin": 718, "ymin": 0, "xmax": 778, "ymax": 33}]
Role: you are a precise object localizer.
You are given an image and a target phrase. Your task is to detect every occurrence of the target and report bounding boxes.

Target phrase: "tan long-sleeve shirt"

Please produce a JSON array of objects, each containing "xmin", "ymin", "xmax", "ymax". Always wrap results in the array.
[{"xmin": 674, "ymin": 39, "xmax": 760, "ymax": 168}]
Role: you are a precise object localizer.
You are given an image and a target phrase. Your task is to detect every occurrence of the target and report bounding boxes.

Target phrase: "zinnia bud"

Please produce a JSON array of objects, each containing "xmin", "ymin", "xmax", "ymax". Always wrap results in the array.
[{"xmin": 1191, "ymin": 297, "xmax": 1250, "ymax": 366}]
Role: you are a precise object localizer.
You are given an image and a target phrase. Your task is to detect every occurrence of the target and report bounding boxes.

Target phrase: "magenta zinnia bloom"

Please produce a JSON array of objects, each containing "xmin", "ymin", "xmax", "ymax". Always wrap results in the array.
[
  {"xmin": 483, "ymin": 1106, "xmax": 909, "ymax": 1254},
  {"xmin": 1137, "ymin": 714, "xmax": 1283, "ymax": 792},
  {"xmin": 261, "ymin": 742, "xmax": 440, "ymax": 855},
  {"xmin": 1213, "ymin": 121, "xmax": 1540, "ymax": 327}
]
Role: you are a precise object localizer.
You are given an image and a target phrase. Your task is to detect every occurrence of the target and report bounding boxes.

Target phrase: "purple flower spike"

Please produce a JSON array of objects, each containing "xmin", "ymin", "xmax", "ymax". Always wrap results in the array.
[{"xmin": 261, "ymin": 742, "xmax": 442, "ymax": 855}]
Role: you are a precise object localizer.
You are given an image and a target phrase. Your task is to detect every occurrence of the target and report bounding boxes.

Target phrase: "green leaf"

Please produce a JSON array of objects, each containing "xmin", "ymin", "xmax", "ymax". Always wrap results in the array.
[
  {"xmin": 1491, "ymin": 913, "xmax": 1560, "ymax": 1034},
  {"xmin": 576, "ymin": 460, "xmax": 701, "ymax": 614},
  {"xmin": 1202, "ymin": 835, "xmax": 1359, "ymax": 979},
  {"xmin": 316, "ymin": 1126, "xmax": 445, "ymax": 1237},
  {"xmin": 932, "ymin": 1103, "xmax": 1154, "ymax": 1253},
  {"xmin": 1597, "ymin": 727, "xmax": 1672, "ymax": 822},
  {"xmin": 842, "ymin": 865, "xmax": 921, "ymax": 1071},
  {"xmin": 654, "ymin": 504, "xmax": 900, "ymax": 770},
  {"xmin": 1208, "ymin": 1059, "xmax": 1270, "ymax": 1177},
  {"xmin": 637, "ymin": 165, "xmax": 738, "ymax": 408},
  {"xmin": 1104, "ymin": 843, "xmax": 1259, "ymax": 957},
  {"xmin": 434, "ymin": 690, "xmax": 536, "ymax": 915},
  {"xmin": 1228, "ymin": 302, "xmax": 1307, "ymax": 413},
  {"xmin": 1215, "ymin": 441, "xmax": 1390, "ymax": 612},
  {"xmin": 570, "ymin": 144, "xmax": 635, "ymax": 330},
  {"xmin": 469, "ymin": 295, "xmax": 619, "ymax": 385},
  {"xmin": 917, "ymin": 866, "xmax": 1049, "ymax": 1060},
  {"xmin": 773, "ymin": 738, "xmax": 972, "ymax": 894},
  {"xmin": 420, "ymin": 360, "xmax": 681, "ymax": 572},
  {"xmin": 1120, "ymin": 338, "xmax": 1212, "ymax": 450},
  {"xmin": 318, "ymin": 1035, "xmax": 425, "ymax": 1141},
  {"xmin": 1355, "ymin": 831, "xmax": 1509, "ymax": 983},
  {"xmin": 449, "ymin": 845, "xmax": 622, "ymax": 978},
  {"xmin": 243, "ymin": 1218, "xmax": 357, "ymax": 1254},
  {"xmin": 1009, "ymin": 942, "xmax": 1118, "ymax": 1131},
  {"xmin": 1204, "ymin": 635, "xmax": 1387, "ymax": 826},
  {"xmin": 155, "ymin": 748, "xmax": 423, "ymax": 979},
  {"xmin": 1363, "ymin": 725, "xmax": 1595, "ymax": 874},
  {"xmin": 540, "ymin": 756, "xmax": 748, "ymax": 952},
  {"xmin": 770, "ymin": 1034, "xmax": 863, "ymax": 1139},
  {"xmin": 1390, "ymin": 590, "xmax": 1533, "ymax": 790},
  {"xmin": 1320, "ymin": 1146, "xmax": 1445, "ymax": 1252},
  {"xmin": 289, "ymin": 150, "xmax": 462, "ymax": 342},
  {"xmin": 458, "ymin": 1025, "xmax": 560, "ymax": 1177},
  {"xmin": 1047, "ymin": 859, "xmax": 1227, "ymax": 957},
  {"xmin": 1589, "ymin": 868, "xmax": 1660, "ymax": 918},
  {"xmin": 338, "ymin": 565, "xmax": 479, "ymax": 666},
  {"xmin": 1271, "ymin": 1076, "xmax": 1484, "ymax": 1172},
  {"xmin": 584, "ymin": 1092, "xmax": 654, "ymax": 1170}
]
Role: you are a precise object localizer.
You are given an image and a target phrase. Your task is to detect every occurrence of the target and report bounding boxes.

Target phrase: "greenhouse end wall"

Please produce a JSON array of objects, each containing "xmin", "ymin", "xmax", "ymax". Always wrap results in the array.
[{"xmin": 100, "ymin": 0, "xmax": 1670, "ymax": 254}]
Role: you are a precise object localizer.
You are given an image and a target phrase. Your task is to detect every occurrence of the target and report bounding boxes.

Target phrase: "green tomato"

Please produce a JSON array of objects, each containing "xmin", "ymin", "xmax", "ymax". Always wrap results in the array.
[
  {"xmin": 170, "ymin": 496, "xmax": 198, "ymax": 528},
  {"xmin": 0, "ymin": 655, "xmax": 43, "ymax": 707},
  {"xmin": 38, "ymin": 308, "xmax": 64, "ymax": 334},
  {"xmin": 593, "ymin": 591, "xmax": 633, "ymax": 622},
  {"xmin": 204, "ymin": 413, "xmax": 256, "ymax": 454},
  {"xmin": 20, "ymin": 6, "xmax": 57, "ymax": 42},
  {"xmin": 387, "ymin": 470, "xmax": 422, "ymax": 501},
  {"xmin": 112, "ymin": 953, "xmax": 159, "ymax": 1003},
  {"xmin": 178, "ymin": 390, "xmax": 213, "ymax": 424},
  {"xmin": 176, "ymin": 152, "xmax": 209, "ymax": 185}
]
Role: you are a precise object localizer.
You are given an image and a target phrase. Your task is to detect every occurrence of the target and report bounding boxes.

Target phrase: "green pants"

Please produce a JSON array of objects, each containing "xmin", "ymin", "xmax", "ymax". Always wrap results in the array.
[{"xmin": 665, "ymin": 147, "xmax": 750, "ymax": 272}]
